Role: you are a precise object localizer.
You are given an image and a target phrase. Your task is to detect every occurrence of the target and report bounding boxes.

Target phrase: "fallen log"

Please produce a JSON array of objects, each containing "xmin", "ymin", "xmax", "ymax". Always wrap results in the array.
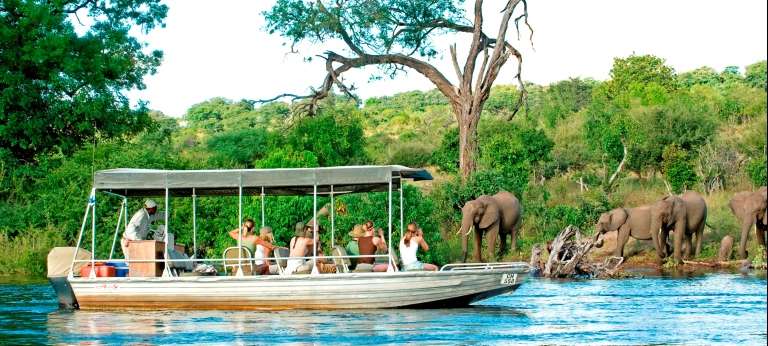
[{"xmin": 543, "ymin": 225, "xmax": 617, "ymax": 278}]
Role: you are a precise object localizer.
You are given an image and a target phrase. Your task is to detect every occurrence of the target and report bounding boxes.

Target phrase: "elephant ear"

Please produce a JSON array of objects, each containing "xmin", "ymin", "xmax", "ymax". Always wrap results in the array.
[
  {"xmin": 479, "ymin": 200, "xmax": 500, "ymax": 229},
  {"xmin": 609, "ymin": 208, "xmax": 629, "ymax": 231}
]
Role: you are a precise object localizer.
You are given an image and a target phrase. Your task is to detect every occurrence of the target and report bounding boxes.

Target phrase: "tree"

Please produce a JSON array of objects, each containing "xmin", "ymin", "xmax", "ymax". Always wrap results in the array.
[
  {"xmin": 607, "ymin": 54, "xmax": 677, "ymax": 101},
  {"xmin": 744, "ymin": 60, "xmax": 767, "ymax": 90},
  {"xmin": 0, "ymin": 0, "xmax": 167, "ymax": 162},
  {"xmin": 263, "ymin": 0, "xmax": 533, "ymax": 180}
]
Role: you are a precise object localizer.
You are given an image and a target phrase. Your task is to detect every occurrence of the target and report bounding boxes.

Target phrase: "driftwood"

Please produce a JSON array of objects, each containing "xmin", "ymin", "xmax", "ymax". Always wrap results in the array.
[{"xmin": 542, "ymin": 225, "xmax": 624, "ymax": 278}]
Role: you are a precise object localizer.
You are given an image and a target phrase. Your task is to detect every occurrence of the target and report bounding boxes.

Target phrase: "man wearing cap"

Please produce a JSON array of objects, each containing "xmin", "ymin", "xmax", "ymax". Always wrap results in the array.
[{"xmin": 121, "ymin": 199, "xmax": 166, "ymax": 260}]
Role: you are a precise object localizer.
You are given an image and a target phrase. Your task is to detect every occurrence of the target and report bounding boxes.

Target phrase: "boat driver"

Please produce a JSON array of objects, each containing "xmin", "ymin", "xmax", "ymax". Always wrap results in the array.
[{"xmin": 121, "ymin": 199, "xmax": 166, "ymax": 260}]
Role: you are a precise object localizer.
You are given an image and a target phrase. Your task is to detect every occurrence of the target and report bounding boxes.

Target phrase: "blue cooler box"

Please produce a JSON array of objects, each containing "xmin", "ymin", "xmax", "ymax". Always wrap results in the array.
[{"xmin": 106, "ymin": 261, "xmax": 129, "ymax": 277}]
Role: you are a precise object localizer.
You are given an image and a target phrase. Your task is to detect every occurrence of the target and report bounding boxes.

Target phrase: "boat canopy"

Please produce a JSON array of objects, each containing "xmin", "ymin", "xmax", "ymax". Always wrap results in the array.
[{"xmin": 94, "ymin": 165, "xmax": 432, "ymax": 197}]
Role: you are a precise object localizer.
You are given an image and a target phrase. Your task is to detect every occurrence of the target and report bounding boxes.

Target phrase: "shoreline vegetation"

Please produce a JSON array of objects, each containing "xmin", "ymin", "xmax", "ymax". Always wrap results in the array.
[{"xmin": 1, "ymin": 56, "xmax": 767, "ymax": 280}]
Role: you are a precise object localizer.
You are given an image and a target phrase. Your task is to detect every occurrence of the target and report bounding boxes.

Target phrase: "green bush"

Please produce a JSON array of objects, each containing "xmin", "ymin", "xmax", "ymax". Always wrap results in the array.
[
  {"xmin": 662, "ymin": 145, "xmax": 698, "ymax": 194},
  {"xmin": 207, "ymin": 128, "xmax": 273, "ymax": 167},
  {"xmin": 431, "ymin": 127, "xmax": 459, "ymax": 173},
  {"xmin": 0, "ymin": 227, "xmax": 66, "ymax": 277},
  {"xmin": 747, "ymin": 156, "xmax": 767, "ymax": 187},
  {"xmin": 388, "ymin": 142, "xmax": 434, "ymax": 167}
]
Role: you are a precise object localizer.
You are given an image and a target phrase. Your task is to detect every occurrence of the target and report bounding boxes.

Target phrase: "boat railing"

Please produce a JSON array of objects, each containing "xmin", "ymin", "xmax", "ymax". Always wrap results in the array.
[
  {"xmin": 439, "ymin": 262, "xmax": 530, "ymax": 272},
  {"xmin": 70, "ymin": 253, "xmax": 393, "ymax": 277}
]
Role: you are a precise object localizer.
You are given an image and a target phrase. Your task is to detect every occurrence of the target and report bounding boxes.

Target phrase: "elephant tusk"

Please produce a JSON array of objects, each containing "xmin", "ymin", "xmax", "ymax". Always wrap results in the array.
[{"xmin": 464, "ymin": 225, "xmax": 475, "ymax": 236}]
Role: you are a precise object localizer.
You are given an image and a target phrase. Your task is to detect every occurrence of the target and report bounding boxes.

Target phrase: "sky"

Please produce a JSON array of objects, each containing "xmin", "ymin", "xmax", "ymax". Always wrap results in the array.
[{"xmin": 126, "ymin": 0, "xmax": 768, "ymax": 117}]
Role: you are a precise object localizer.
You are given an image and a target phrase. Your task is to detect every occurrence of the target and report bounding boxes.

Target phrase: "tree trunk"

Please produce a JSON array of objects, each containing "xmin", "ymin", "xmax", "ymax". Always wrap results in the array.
[{"xmin": 457, "ymin": 108, "xmax": 480, "ymax": 181}]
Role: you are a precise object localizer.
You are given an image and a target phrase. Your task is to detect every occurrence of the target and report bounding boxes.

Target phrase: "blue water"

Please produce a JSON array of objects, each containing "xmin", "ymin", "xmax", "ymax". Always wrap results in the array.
[{"xmin": 0, "ymin": 274, "xmax": 766, "ymax": 345}]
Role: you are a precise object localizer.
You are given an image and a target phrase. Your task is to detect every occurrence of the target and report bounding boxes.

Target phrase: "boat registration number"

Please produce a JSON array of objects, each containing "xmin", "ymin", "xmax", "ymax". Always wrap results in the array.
[{"xmin": 500, "ymin": 273, "xmax": 517, "ymax": 285}]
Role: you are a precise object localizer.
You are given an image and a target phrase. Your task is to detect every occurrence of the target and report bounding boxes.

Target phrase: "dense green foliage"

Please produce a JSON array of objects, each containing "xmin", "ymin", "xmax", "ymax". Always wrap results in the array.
[
  {"xmin": 1, "ymin": 54, "xmax": 766, "ymax": 277},
  {"xmin": 0, "ymin": 0, "xmax": 166, "ymax": 162}
]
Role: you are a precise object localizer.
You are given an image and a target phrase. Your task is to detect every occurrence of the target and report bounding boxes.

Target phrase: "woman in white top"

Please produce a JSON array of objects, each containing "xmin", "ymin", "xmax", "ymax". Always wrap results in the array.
[
  {"xmin": 253, "ymin": 227, "xmax": 277, "ymax": 275},
  {"xmin": 399, "ymin": 222, "xmax": 438, "ymax": 271}
]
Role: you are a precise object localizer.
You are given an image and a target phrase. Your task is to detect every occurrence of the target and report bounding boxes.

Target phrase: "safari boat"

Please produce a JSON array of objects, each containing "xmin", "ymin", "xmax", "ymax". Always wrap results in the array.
[{"xmin": 47, "ymin": 166, "xmax": 529, "ymax": 310}]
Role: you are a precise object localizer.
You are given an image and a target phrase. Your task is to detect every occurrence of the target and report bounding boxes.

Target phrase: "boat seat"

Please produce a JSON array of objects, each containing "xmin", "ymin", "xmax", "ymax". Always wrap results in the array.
[
  {"xmin": 331, "ymin": 246, "xmax": 351, "ymax": 273},
  {"xmin": 222, "ymin": 247, "xmax": 254, "ymax": 276},
  {"xmin": 389, "ymin": 251, "xmax": 400, "ymax": 272},
  {"xmin": 273, "ymin": 247, "xmax": 289, "ymax": 274}
]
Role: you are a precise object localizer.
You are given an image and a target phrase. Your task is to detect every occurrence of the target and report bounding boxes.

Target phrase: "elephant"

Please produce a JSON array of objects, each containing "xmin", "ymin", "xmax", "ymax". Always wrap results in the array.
[
  {"xmin": 459, "ymin": 191, "xmax": 522, "ymax": 263},
  {"xmin": 649, "ymin": 191, "xmax": 707, "ymax": 264},
  {"xmin": 594, "ymin": 206, "xmax": 654, "ymax": 258},
  {"xmin": 728, "ymin": 186, "xmax": 767, "ymax": 259}
]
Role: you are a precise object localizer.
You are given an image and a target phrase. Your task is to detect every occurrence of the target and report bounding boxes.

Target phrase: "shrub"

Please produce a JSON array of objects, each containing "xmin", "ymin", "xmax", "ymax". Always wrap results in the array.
[
  {"xmin": 662, "ymin": 145, "xmax": 698, "ymax": 194},
  {"xmin": 747, "ymin": 156, "xmax": 767, "ymax": 187},
  {"xmin": 431, "ymin": 127, "xmax": 459, "ymax": 173},
  {"xmin": 0, "ymin": 227, "xmax": 66, "ymax": 278},
  {"xmin": 206, "ymin": 128, "xmax": 273, "ymax": 167},
  {"xmin": 388, "ymin": 142, "xmax": 434, "ymax": 167}
]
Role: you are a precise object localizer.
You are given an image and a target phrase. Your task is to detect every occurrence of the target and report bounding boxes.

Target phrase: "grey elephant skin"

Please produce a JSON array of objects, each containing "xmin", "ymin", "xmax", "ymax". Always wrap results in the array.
[
  {"xmin": 595, "ymin": 206, "xmax": 653, "ymax": 258},
  {"xmin": 459, "ymin": 191, "xmax": 522, "ymax": 263},
  {"xmin": 649, "ymin": 191, "xmax": 707, "ymax": 264},
  {"xmin": 729, "ymin": 186, "xmax": 767, "ymax": 259}
]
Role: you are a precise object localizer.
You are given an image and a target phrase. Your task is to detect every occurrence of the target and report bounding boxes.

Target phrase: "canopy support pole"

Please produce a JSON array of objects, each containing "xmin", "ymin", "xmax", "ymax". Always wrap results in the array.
[
  {"xmin": 400, "ymin": 183, "xmax": 404, "ymax": 240},
  {"xmin": 236, "ymin": 174, "xmax": 244, "ymax": 277},
  {"xmin": 69, "ymin": 191, "xmax": 93, "ymax": 278},
  {"xmin": 108, "ymin": 198, "xmax": 126, "ymax": 260},
  {"xmin": 311, "ymin": 183, "xmax": 319, "ymax": 275},
  {"xmin": 387, "ymin": 177, "xmax": 393, "ymax": 272},
  {"xmin": 90, "ymin": 189, "xmax": 96, "ymax": 279},
  {"xmin": 260, "ymin": 187, "xmax": 266, "ymax": 228},
  {"xmin": 192, "ymin": 188, "xmax": 197, "ymax": 260},
  {"xmin": 330, "ymin": 185, "xmax": 335, "ymax": 248},
  {"xmin": 162, "ymin": 185, "xmax": 171, "ymax": 277}
]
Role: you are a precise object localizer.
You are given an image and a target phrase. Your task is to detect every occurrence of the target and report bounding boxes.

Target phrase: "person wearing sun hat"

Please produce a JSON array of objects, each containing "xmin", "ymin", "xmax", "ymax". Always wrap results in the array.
[
  {"xmin": 345, "ymin": 224, "xmax": 366, "ymax": 268},
  {"xmin": 121, "ymin": 199, "xmax": 166, "ymax": 260}
]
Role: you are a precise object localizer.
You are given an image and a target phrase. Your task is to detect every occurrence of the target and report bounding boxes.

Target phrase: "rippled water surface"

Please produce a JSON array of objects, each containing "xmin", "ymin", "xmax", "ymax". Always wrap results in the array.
[{"xmin": 1, "ymin": 273, "xmax": 766, "ymax": 345}]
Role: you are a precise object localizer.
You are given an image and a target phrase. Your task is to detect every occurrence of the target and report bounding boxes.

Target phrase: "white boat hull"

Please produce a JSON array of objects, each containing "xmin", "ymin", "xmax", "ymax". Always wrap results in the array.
[{"xmin": 68, "ymin": 269, "xmax": 528, "ymax": 310}]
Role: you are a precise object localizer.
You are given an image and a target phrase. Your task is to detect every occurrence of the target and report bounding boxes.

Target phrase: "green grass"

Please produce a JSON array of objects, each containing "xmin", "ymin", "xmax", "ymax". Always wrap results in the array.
[{"xmin": 0, "ymin": 227, "xmax": 66, "ymax": 278}]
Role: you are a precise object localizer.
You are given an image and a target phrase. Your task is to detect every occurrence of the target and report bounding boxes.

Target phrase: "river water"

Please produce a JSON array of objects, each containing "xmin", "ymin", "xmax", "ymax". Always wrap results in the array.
[{"xmin": 0, "ymin": 273, "xmax": 765, "ymax": 345}]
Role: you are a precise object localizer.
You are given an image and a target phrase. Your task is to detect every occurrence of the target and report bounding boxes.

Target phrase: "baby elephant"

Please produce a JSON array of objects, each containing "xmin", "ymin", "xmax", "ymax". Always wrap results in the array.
[{"xmin": 595, "ymin": 206, "xmax": 654, "ymax": 258}]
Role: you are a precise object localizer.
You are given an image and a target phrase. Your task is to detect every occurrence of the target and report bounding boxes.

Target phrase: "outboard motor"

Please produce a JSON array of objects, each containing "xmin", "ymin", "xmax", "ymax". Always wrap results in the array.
[{"xmin": 47, "ymin": 247, "xmax": 90, "ymax": 309}]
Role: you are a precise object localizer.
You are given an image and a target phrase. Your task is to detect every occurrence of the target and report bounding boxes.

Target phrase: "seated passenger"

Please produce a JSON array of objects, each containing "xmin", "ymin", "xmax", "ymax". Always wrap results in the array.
[
  {"xmin": 227, "ymin": 218, "xmax": 257, "ymax": 254},
  {"xmin": 345, "ymin": 224, "xmax": 365, "ymax": 268},
  {"xmin": 361, "ymin": 221, "xmax": 389, "ymax": 272},
  {"xmin": 399, "ymin": 222, "xmax": 438, "ymax": 271},
  {"xmin": 286, "ymin": 226, "xmax": 314, "ymax": 274},
  {"xmin": 253, "ymin": 226, "xmax": 277, "ymax": 275}
]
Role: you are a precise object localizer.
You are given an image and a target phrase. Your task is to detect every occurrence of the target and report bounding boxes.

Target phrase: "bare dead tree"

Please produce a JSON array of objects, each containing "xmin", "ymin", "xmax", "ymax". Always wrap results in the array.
[{"xmin": 259, "ymin": 0, "xmax": 533, "ymax": 180}]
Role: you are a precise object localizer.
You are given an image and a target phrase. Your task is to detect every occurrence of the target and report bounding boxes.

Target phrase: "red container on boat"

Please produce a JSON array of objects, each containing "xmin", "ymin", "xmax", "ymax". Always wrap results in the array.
[{"xmin": 80, "ymin": 262, "xmax": 116, "ymax": 277}]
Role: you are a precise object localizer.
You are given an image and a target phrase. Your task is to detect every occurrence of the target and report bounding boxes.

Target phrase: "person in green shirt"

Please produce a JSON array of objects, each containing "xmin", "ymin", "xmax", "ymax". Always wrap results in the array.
[{"xmin": 345, "ymin": 224, "xmax": 366, "ymax": 269}]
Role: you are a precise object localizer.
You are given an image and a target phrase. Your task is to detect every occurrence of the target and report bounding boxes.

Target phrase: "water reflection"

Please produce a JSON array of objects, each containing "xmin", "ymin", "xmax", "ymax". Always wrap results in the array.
[{"xmin": 0, "ymin": 273, "xmax": 765, "ymax": 345}]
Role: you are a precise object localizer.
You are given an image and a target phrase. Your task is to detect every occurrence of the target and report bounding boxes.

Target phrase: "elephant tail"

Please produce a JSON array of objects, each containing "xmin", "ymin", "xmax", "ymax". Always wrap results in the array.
[{"xmin": 705, "ymin": 221, "xmax": 717, "ymax": 230}]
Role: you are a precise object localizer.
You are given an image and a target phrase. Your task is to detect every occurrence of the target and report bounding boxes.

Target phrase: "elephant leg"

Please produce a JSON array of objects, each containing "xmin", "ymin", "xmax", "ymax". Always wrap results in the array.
[
  {"xmin": 510, "ymin": 227, "xmax": 518, "ymax": 252},
  {"xmin": 738, "ymin": 219, "xmax": 753, "ymax": 260},
  {"xmin": 673, "ymin": 223, "xmax": 685, "ymax": 264},
  {"xmin": 649, "ymin": 225, "xmax": 665, "ymax": 259},
  {"xmin": 659, "ymin": 228, "xmax": 670, "ymax": 258},
  {"xmin": 683, "ymin": 232, "xmax": 693, "ymax": 260},
  {"xmin": 615, "ymin": 225, "xmax": 630, "ymax": 258},
  {"xmin": 695, "ymin": 226, "xmax": 704, "ymax": 258},
  {"xmin": 473, "ymin": 228, "xmax": 483, "ymax": 263},
  {"xmin": 499, "ymin": 230, "xmax": 508, "ymax": 258},
  {"xmin": 487, "ymin": 225, "xmax": 499, "ymax": 262}
]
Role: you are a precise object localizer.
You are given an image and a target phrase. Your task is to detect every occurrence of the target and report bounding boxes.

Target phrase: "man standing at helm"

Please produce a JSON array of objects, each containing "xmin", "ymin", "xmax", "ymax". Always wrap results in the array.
[{"xmin": 121, "ymin": 199, "xmax": 165, "ymax": 260}]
